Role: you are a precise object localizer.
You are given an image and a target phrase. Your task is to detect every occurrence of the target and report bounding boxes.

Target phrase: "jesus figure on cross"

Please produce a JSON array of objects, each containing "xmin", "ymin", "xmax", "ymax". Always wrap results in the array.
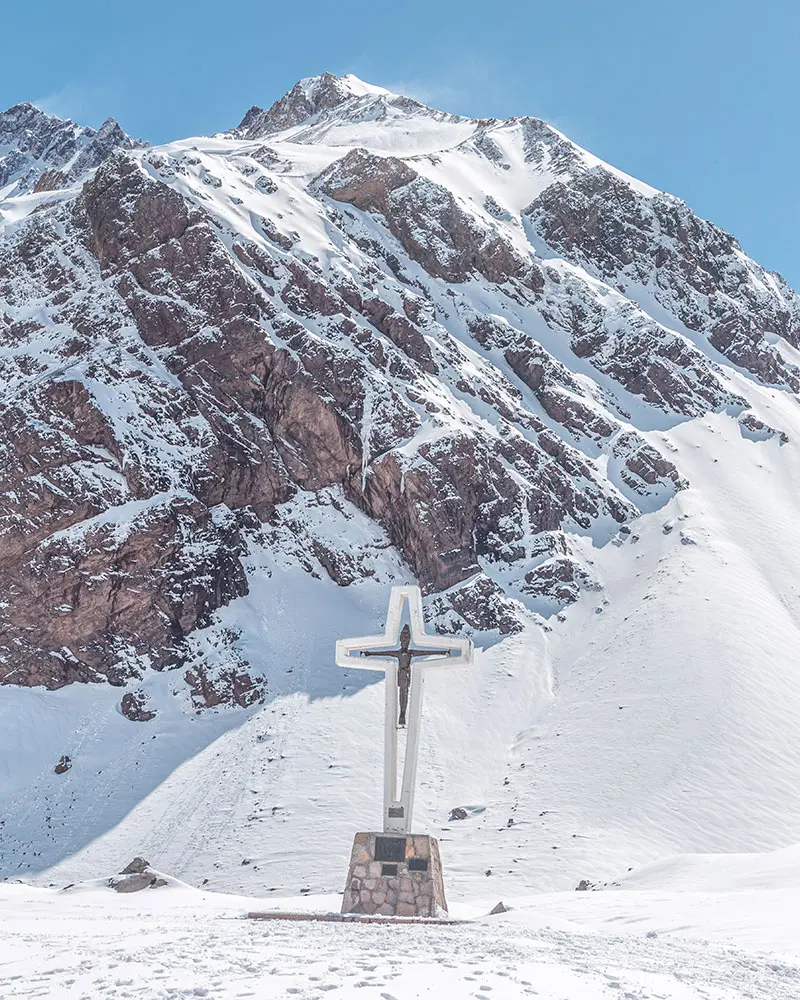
[{"xmin": 360, "ymin": 623, "xmax": 453, "ymax": 727}]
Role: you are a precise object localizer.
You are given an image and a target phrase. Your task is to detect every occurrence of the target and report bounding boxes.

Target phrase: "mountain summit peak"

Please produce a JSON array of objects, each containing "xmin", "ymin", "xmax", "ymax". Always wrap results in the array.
[
  {"xmin": 297, "ymin": 72, "xmax": 392, "ymax": 101},
  {"xmin": 231, "ymin": 72, "xmax": 428, "ymax": 139}
]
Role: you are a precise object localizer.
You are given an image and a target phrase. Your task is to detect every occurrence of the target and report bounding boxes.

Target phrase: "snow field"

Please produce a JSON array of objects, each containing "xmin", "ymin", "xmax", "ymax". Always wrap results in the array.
[{"xmin": 1, "ymin": 876, "xmax": 799, "ymax": 1000}]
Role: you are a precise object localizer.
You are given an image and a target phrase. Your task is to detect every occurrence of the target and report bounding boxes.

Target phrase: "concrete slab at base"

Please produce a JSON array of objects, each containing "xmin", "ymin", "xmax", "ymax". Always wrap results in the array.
[
  {"xmin": 341, "ymin": 832, "xmax": 448, "ymax": 917},
  {"xmin": 246, "ymin": 911, "xmax": 460, "ymax": 924}
]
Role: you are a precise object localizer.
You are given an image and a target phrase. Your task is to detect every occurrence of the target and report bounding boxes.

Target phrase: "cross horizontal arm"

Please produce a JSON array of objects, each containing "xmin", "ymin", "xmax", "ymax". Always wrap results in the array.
[{"xmin": 408, "ymin": 648, "xmax": 452, "ymax": 657}]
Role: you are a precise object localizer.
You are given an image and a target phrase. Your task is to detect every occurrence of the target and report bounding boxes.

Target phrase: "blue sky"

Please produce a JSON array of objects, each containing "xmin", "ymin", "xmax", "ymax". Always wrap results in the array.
[{"xmin": 3, "ymin": 0, "xmax": 798, "ymax": 286}]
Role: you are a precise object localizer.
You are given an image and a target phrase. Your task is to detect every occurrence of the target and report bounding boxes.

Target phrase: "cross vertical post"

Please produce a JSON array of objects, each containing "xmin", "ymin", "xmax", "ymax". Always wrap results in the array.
[{"xmin": 336, "ymin": 584, "xmax": 473, "ymax": 833}]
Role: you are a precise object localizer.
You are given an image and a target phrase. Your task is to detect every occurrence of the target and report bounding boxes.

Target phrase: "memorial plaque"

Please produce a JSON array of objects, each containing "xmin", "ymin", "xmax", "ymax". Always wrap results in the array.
[
  {"xmin": 408, "ymin": 858, "xmax": 429, "ymax": 871},
  {"xmin": 381, "ymin": 863, "xmax": 399, "ymax": 876},
  {"xmin": 375, "ymin": 836, "xmax": 407, "ymax": 862}
]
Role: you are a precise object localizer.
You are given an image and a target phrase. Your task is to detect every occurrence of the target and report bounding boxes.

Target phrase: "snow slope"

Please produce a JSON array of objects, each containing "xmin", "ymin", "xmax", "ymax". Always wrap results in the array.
[{"xmin": 7, "ymin": 395, "xmax": 800, "ymax": 900}]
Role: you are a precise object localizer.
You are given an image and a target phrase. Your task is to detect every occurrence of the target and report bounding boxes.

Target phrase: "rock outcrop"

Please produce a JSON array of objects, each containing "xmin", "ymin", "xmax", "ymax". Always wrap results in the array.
[
  {"xmin": 526, "ymin": 167, "xmax": 800, "ymax": 389},
  {"xmin": 110, "ymin": 859, "xmax": 169, "ymax": 892},
  {"xmin": 0, "ymin": 102, "xmax": 144, "ymax": 196}
]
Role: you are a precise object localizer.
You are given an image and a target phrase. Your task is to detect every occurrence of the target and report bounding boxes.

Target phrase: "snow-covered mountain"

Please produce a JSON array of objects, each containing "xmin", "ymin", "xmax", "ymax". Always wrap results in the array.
[
  {"xmin": 3, "ymin": 73, "xmax": 800, "ymax": 900},
  {"xmin": 0, "ymin": 102, "xmax": 144, "ymax": 197}
]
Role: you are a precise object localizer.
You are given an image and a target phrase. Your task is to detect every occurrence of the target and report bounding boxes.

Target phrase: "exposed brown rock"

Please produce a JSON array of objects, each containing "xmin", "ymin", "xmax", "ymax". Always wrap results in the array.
[
  {"xmin": 0, "ymin": 493, "xmax": 249, "ymax": 688},
  {"xmin": 112, "ymin": 872, "xmax": 157, "ymax": 892},
  {"xmin": 738, "ymin": 412, "xmax": 789, "ymax": 443},
  {"xmin": 120, "ymin": 857, "xmax": 151, "ymax": 874},
  {"xmin": 524, "ymin": 557, "xmax": 595, "ymax": 607},
  {"xmin": 120, "ymin": 690, "xmax": 156, "ymax": 722},
  {"xmin": 447, "ymin": 575, "xmax": 526, "ymax": 634},
  {"xmin": 612, "ymin": 432, "xmax": 687, "ymax": 495},
  {"xmin": 317, "ymin": 149, "xmax": 542, "ymax": 289},
  {"xmin": 336, "ymin": 281, "xmax": 437, "ymax": 373},
  {"xmin": 33, "ymin": 169, "xmax": 67, "ymax": 193},
  {"xmin": 184, "ymin": 664, "xmax": 264, "ymax": 710},
  {"xmin": 54, "ymin": 755, "xmax": 71, "ymax": 775},
  {"xmin": 469, "ymin": 314, "xmax": 615, "ymax": 441}
]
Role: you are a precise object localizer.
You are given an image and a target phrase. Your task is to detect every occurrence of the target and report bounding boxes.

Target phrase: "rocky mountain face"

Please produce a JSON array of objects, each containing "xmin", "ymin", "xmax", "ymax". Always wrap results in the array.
[
  {"xmin": 0, "ymin": 103, "xmax": 145, "ymax": 195},
  {"xmin": 1, "ymin": 74, "xmax": 796, "ymax": 715}
]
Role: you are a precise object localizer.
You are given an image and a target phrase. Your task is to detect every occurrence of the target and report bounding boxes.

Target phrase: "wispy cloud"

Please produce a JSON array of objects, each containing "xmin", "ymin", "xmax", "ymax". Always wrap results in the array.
[
  {"xmin": 342, "ymin": 49, "xmax": 501, "ymax": 118},
  {"xmin": 31, "ymin": 82, "xmax": 117, "ymax": 127},
  {"xmin": 378, "ymin": 55, "xmax": 520, "ymax": 120},
  {"xmin": 381, "ymin": 77, "xmax": 467, "ymax": 112}
]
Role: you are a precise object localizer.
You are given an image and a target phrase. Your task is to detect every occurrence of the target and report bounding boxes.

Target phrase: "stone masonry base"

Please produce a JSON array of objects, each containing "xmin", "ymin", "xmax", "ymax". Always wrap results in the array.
[{"xmin": 341, "ymin": 832, "xmax": 448, "ymax": 917}]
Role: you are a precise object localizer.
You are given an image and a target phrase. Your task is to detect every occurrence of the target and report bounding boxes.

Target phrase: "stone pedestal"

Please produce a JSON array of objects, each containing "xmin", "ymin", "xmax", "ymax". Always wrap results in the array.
[{"xmin": 341, "ymin": 832, "xmax": 448, "ymax": 917}]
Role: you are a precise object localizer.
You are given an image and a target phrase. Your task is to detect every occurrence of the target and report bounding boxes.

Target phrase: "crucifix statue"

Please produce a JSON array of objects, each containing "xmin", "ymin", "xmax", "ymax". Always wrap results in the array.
[
  {"xmin": 360, "ymin": 623, "xmax": 452, "ymax": 727},
  {"xmin": 336, "ymin": 585, "xmax": 473, "ymax": 834}
]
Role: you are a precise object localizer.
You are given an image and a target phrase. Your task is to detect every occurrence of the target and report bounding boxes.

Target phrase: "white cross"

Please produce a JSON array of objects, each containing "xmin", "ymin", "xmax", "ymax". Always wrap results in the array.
[{"xmin": 336, "ymin": 585, "xmax": 473, "ymax": 833}]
